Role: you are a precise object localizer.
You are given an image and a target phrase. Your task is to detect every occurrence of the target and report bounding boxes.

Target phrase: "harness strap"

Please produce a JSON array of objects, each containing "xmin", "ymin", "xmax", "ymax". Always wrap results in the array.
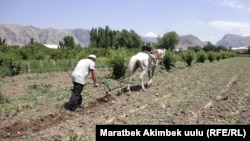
[
  {"xmin": 142, "ymin": 50, "xmax": 158, "ymax": 65},
  {"xmin": 142, "ymin": 50, "xmax": 156, "ymax": 58}
]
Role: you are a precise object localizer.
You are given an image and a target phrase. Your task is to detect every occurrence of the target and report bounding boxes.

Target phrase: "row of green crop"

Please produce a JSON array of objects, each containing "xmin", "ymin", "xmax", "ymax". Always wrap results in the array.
[
  {"xmin": 0, "ymin": 59, "xmax": 73, "ymax": 76},
  {"xmin": 0, "ymin": 48, "xmax": 138, "ymax": 77},
  {"xmin": 163, "ymin": 50, "xmax": 236, "ymax": 71},
  {"xmin": 0, "ymin": 49, "xmax": 238, "ymax": 78}
]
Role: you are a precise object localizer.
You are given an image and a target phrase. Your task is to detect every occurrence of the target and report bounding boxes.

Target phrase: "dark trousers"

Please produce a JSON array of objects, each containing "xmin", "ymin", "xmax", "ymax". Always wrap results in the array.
[{"xmin": 68, "ymin": 82, "xmax": 84, "ymax": 111}]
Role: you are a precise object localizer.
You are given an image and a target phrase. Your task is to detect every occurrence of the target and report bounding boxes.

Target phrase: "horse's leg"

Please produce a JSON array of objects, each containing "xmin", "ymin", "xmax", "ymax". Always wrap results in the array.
[
  {"xmin": 147, "ymin": 68, "xmax": 155, "ymax": 86},
  {"xmin": 127, "ymin": 61, "xmax": 139, "ymax": 94},
  {"xmin": 140, "ymin": 69, "xmax": 147, "ymax": 91},
  {"xmin": 147, "ymin": 70, "xmax": 152, "ymax": 86},
  {"xmin": 127, "ymin": 75, "xmax": 133, "ymax": 94}
]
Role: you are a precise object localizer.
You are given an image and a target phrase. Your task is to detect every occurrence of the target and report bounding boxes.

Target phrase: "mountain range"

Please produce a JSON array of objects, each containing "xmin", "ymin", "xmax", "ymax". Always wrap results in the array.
[
  {"xmin": 0, "ymin": 24, "xmax": 90, "ymax": 47},
  {"xmin": 1, "ymin": 24, "xmax": 250, "ymax": 49},
  {"xmin": 216, "ymin": 34, "xmax": 250, "ymax": 47}
]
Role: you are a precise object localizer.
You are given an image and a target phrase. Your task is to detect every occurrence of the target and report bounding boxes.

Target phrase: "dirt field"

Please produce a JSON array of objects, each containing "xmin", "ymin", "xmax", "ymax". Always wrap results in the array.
[{"xmin": 0, "ymin": 57, "xmax": 250, "ymax": 141}]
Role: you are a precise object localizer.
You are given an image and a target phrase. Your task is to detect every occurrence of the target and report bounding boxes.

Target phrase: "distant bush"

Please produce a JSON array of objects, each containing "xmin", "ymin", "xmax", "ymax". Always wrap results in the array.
[
  {"xmin": 196, "ymin": 50, "xmax": 207, "ymax": 63},
  {"xmin": 221, "ymin": 51, "xmax": 235, "ymax": 59},
  {"xmin": 163, "ymin": 50, "xmax": 177, "ymax": 71},
  {"xmin": 181, "ymin": 50, "xmax": 196, "ymax": 66},
  {"xmin": 221, "ymin": 52, "xmax": 228, "ymax": 59},
  {"xmin": 215, "ymin": 52, "xmax": 221, "ymax": 61},
  {"xmin": 207, "ymin": 51, "xmax": 216, "ymax": 62}
]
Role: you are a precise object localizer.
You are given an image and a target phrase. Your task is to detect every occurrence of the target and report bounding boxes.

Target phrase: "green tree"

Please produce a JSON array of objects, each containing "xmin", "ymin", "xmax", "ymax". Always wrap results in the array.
[
  {"xmin": 157, "ymin": 31, "xmax": 179, "ymax": 51},
  {"xmin": 96, "ymin": 27, "xmax": 105, "ymax": 48},
  {"xmin": 216, "ymin": 45, "xmax": 228, "ymax": 52},
  {"xmin": 203, "ymin": 42, "xmax": 215, "ymax": 52},
  {"xmin": 188, "ymin": 46, "xmax": 202, "ymax": 52},
  {"xmin": 104, "ymin": 25, "xmax": 111, "ymax": 48},
  {"xmin": 119, "ymin": 29, "xmax": 131, "ymax": 48},
  {"xmin": 59, "ymin": 41, "xmax": 65, "ymax": 49},
  {"xmin": 117, "ymin": 29, "xmax": 142, "ymax": 49},
  {"xmin": 90, "ymin": 27, "xmax": 98, "ymax": 48},
  {"xmin": 59, "ymin": 36, "xmax": 75, "ymax": 49},
  {"xmin": 89, "ymin": 26, "xmax": 142, "ymax": 49},
  {"xmin": 113, "ymin": 31, "xmax": 121, "ymax": 49},
  {"xmin": 109, "ymin": 30, "xmax": 115, "ymax": 48},
  {"xmin": 0, "ymin": 37, "xmax": 6, "ymax": 46},
  {"xmin": 29, "ymin": 38, "xmax": 35, "ymax": 45},
  {"xmin": 129, "ymin": 30, "xmax": 142, "ymax": 48}
]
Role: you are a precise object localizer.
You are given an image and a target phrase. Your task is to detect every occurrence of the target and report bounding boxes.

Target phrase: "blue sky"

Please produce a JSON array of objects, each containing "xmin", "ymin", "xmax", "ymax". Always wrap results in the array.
[{"xmin": 1, "ymin": 0, "xmax": 250, "ymax": 44}]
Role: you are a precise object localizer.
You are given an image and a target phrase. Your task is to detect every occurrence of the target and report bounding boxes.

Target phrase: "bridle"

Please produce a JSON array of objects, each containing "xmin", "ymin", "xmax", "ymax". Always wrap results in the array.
[{"xmin": 156, "ymin": 49, "xmax": 165, "ymax": 64}]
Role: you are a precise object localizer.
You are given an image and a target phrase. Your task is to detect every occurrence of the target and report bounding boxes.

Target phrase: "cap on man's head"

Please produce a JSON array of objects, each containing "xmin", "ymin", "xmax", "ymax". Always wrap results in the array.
[{"xmin": 88, "ymin": 54, "xmax": 96, "ymax": 59}]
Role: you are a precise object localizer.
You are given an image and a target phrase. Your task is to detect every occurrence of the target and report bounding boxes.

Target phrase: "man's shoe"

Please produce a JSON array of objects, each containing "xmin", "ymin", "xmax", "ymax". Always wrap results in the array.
[
  {"xmin": 66, "ymin": 106, "xmax": 76, "ymax": 111},
  {"xmin": 77, "ymin": 105, "xmax": 83, "ymax": 108}
]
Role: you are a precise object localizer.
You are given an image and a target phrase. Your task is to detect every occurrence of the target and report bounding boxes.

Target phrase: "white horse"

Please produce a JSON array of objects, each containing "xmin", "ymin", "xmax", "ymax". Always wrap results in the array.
[{"xmin": 126, "ymin": 49, "xmax": 166, "ymax": 94}]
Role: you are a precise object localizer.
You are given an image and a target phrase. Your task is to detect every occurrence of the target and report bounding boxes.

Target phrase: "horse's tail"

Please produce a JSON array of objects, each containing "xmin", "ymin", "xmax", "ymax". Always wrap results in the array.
[{"xmin": 127, "ymin": 56, "xmax": 139, "ymax": 78}]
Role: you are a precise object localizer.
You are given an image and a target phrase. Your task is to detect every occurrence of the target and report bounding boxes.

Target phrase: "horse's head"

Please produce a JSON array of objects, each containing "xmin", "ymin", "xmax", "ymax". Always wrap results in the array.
[{"xmin": 156, "ymin": 49, "xmax": 166, "ymax": 64}]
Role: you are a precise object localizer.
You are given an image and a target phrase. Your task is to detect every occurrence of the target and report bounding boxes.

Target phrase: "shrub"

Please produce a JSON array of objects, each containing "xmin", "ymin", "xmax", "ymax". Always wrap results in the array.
[
  {"xmin": 196, "ymin": 50, "xmax": 207, "ymax": 63},
  {"xmin": 163, "ymin": 50, "xmax": 177, "ymax": 71},
  {"xmin": 221, "ymin": 52, "xmax": 228, "ymax": 59},
  {"xmin": 215, "ymin": 52, "xmax": 221, "ymax": 61},
  {"xmin": 108, "ymin": 49, "xmax": 127, "ymax": 79},
  {"xmin": 207, "ymin": 51, "xmax": 216, "ymax": 62},
  {"xmin": 181, "ymin": 50, "xmax": 196, "ymax": 66},
  {"xmin": 220, "ymin": 51, "xmax": 235, "ymax": 59},
  {"xmin": 0, "ymin": 53, "xmax": 22, "ymax": 76}
]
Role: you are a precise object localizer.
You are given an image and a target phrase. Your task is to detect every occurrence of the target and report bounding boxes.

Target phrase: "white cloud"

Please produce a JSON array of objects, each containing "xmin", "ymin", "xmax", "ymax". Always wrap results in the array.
[
  {"xmin": 214, "ymin": 0, "xmax": 250, "ymax": 12},
  {"xmin": 217, "ymin": 0, "xmax": 244, "ymax": 9},
  {"xmin": 144, "ymin": 32, "xmax": 158, "ymax": 37},
  {"xmin": 209, "ymin": 20, "xmax": 250, "ymax": 36},
  {"xmin": 209, "ymin": 20, "xmax": 250, "ymax": 30}
]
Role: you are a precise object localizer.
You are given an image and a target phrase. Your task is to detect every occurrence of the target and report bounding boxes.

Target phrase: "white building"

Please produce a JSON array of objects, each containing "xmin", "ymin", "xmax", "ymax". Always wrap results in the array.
[
  {"xmin": 231, "ymin": 46, "xmax": 249, "ymax": 54},
  {"xmin": 43, "ymin": 44, "xmax": 59, "ymax": 49}
]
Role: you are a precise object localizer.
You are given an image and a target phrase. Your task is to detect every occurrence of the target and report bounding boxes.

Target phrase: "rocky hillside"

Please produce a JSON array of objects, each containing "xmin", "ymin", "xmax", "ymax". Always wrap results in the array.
[
  {"xmin": 175, "ymin": 34, "xmax": 208, "ymax": 50},
  {"xmin": 142, "ymin": 34, "xmax": 208, "ymax": 50},
  {"xmin": 216, "ymin": 34, "xmax": 250, "ymax": 48},
  {"xmin": 0, "ymin": 24, "xmax": 90, "ymax": 47}
]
